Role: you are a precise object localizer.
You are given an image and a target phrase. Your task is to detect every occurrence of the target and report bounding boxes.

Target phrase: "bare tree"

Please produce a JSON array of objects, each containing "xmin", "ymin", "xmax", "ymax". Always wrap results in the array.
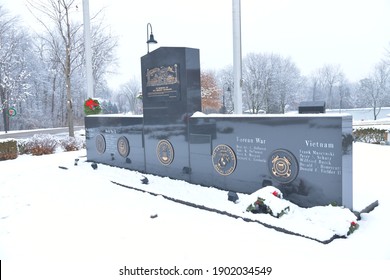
[
  {"xmin": 336, "ymin": 77, "xmax": 353, "ymax": 111},
  {"xmin": 273, "ymin": 56, "xmax": 302, "ymax": 113},
  {"xmin": 27, "ymin": 0, "xmax": 85, "ymax": 136},
  {"xmin": 90, "ymin": 21, "xmax": 118, "ymax": 98},
  {"xmin": 242, "ymin": 53, "xmax": 302, "ymax": 114},
  {"xmin": 242, "ymin": 53, "xmax": 267, "ymax": 113},
  {"xmin": 358, "ymin": 62, "xmax": 390, "ymax": 120},
  {"xmin": 307, "ymin": 70, "xmax": 323, "ymax": 102},
  {"xmin": 31, "ymin": 36, "xmax": 64, "ymax": 128},
  {"xmin": 0, "ymin": 6, "xmax": 31, "ymax": 132},
  {"xmin": 116, "ymin": 77, "xmax": 142, "ymax": 114},
  {"xmin": 26, "ymin": 0, "xmax": 118, "ymax": 134},
  {"xmin": 318, "ymin": 65, "xmax": 344, "ymax": 109}
]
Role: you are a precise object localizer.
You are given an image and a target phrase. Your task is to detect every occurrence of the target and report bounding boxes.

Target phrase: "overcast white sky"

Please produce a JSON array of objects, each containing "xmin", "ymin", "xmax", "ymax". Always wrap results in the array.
[{"xmin": 3, "ymin": 0, "xmax": 390, "ymax": 88}]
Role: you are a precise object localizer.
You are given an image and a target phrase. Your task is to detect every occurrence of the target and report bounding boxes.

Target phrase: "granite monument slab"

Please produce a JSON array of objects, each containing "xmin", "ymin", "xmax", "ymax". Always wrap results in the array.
[{"xmin": 85, "ymin": 47, "xmax": 353, "ymax": 209}]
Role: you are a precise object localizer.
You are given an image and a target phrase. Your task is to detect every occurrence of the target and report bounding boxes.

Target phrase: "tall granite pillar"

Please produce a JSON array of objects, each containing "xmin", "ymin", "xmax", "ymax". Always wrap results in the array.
[{"xmin": 141, "ymin": 47, "xmax": 201, "ymax": 180}]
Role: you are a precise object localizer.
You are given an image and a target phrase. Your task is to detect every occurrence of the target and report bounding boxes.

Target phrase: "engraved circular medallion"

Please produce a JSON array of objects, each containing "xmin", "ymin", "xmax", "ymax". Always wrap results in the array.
[
  {"xmin": 156, "ymin": 139, "xmax": 174, "ymax": 165},
  {"xmin": 268, "ymin": 149, "xmax": 299, "ymax": 184},
  {"xmin": 95, "ymin": 134, "xmax": 106, "ymax": 154},
  {"xmin": 117, "ymin": 136, "xmax": 130, "ymax": 158},
  {"xmin": 212, "ymin": 144, "xmax": 237, "ymax": 176}
]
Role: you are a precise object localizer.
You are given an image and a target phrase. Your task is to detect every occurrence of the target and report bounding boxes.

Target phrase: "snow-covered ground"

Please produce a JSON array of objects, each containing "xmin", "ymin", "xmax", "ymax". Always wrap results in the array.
[{"xmin": 1, "ymin": 137, "xmax": 389, "ymax": 279}]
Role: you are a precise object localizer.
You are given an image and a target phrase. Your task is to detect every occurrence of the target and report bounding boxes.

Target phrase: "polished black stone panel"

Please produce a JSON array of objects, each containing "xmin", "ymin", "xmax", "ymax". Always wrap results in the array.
[
  {"xmin": 299, "ymin": 101, "xmax": 326, "ymax": 113},
  {"xmin": 85, "ymin": 115, "xmax": 145, "ymax": 172},
  {"xmin": 188, "ymin": 114, "xmax": 353, "ymax": 208},
  {"xmin": 85, "ymin": 113, "xmax": 353, "ymax": 208},
  {"xmin": 140, "ymin": 47, "xmax": 201, "ymax": 180}
]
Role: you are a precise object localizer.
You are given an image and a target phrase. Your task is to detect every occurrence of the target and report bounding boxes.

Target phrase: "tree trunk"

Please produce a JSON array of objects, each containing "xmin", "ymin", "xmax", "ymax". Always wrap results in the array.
[
  {"xmin": 0, "ymin": 90, "xmax": 9, "ymax": 133},
  {"xmin": 1, "ymin": 109, "xmax": 8, "ymax": 133},
  {"xmin": 51, "ymin": 76, "xmax": 56, "ymax": 127},
  {"xmin": 66, "ymin": 52, "xmax": 74, "ymax": 137},
  {"xmin": 65, "ymin": 7, "xmax": 74, "ymax": 137}
]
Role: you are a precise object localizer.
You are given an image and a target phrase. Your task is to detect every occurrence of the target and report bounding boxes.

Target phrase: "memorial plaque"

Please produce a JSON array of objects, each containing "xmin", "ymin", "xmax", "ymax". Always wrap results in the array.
[
  {"xmin": 117, "ymin": 136, "xmax": 130, "ymax": 158},
  {"xmin": 146, "ymin": 64, "xmax": 180, "ymax": 99}
]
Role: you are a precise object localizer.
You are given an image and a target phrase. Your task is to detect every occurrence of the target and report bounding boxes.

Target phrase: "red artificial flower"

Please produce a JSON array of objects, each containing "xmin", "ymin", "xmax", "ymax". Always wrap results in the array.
[
  {"xmin": 85, "ymin": 99, "xmax": 99, "ymax": 110},
  {"xmin": 272, "ymin": 191, "xmax": 279, "ymax": 197},
  {"xmin": 351, "ymin": 221, "xmax": 357, "ymax": 226}
]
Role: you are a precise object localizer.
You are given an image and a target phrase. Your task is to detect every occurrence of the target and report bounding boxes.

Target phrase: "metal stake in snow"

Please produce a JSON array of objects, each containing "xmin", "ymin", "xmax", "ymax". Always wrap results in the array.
[
  {"xmin": 83, "ymin": 0, "xmax": 94, "ymax": 98},
  {"xmin": 232, "ymin": 0, "xmax": 243, "ymax": 114}
]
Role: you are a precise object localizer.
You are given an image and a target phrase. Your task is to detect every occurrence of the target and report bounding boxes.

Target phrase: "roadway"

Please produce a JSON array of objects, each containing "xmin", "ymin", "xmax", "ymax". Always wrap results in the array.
[{"xmin": 0, "ymin": 126, "xmax": 85, "ymax": 140}]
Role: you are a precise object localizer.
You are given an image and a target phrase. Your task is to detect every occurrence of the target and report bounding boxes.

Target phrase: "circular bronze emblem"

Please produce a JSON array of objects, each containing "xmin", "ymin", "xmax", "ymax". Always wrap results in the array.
[
  {"xmin": 95, "ymin": 134, "xmax": 106, "ymax": 154},
  {"xmin": 156, "ymin": 139, "xmax": 174, "ymax": 165},
  {"xmin": 212, "ymin": 144, "xmax": 237, "ymax": 176},
  {"xmin": 117, "ymin": 136, "xmax": 130, "ymax": 158},
  {"xmin": 268, "ymin": 149, "xmax": 299, "ymax": 184}
]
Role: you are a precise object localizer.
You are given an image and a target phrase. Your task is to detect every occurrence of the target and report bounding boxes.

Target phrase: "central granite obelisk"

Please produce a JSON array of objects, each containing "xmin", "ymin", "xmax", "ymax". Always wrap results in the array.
[{"xmin": 141, "ymin": 47, "xmax": 201, "ymax": 180}]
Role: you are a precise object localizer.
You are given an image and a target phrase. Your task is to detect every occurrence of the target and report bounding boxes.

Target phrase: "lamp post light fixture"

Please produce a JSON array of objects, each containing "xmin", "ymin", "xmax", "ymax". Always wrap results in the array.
[{"xmin": 146, "ymin": 23, "xmax": 158, "ymax": 53}]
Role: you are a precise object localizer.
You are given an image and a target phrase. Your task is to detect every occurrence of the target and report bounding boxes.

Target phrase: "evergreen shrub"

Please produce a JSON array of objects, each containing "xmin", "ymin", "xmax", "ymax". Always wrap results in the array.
[
  {"xmin": 0, "ymin": 139, "xmax": 18, "ymax": 160},
  {"xmin": 353, "ymin": 127, "xmax": 387, "ymax": 144}
]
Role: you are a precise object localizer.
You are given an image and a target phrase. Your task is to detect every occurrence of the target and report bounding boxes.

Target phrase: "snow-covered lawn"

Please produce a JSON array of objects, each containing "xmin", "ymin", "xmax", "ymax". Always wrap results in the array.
[{"xmin": 1, "ymin": 141, "xmax": 389, "ymax": 279}]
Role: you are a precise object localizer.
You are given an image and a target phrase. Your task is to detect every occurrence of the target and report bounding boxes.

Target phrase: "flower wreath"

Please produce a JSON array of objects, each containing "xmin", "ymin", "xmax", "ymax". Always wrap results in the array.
[{"xmin": 84, "ymin": 98, "xmax": 102, "ymax": 115}]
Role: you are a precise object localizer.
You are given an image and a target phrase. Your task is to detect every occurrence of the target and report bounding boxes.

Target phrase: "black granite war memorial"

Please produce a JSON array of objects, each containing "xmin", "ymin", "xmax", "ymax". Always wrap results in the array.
[{"xmin": 85, "ymin": 47, "xmax": 353, "ymax": 209}]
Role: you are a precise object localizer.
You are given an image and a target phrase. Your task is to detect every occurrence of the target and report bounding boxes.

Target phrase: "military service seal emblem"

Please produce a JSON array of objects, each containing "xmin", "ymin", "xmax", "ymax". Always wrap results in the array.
[
  {"xmin": 212, "ymin": 144, "xmax": 237, "ymax": 176},
  {"xmin": 117, "ymin": 136, "xmax": 130, "ymax": 158},
  {"xmin": 156, "ymin": 139, "xmax": 174, "ymax": 165},
  {"xmin": 268, "ymin": 149, "xmax": 299, "ymax": 183},
  {"xmin": 95, "ymin": 134, "xmax": 106, "ymax": 154}
]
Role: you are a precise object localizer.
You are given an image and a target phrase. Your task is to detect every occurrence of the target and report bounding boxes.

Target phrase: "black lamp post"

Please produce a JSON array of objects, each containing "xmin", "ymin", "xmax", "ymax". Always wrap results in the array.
[{"xmin": 146, "ymin": 23, "xmax": 157, "ymax": 53}]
